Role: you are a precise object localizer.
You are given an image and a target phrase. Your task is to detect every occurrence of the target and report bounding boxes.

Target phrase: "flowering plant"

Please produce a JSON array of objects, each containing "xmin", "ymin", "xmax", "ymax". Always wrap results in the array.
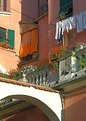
[
  {"xmin": 48, "ymin": 45, "xmax": 66, "ymax": 70},
  {"xmin": 8, "ymin": 68, "xmax": 22, "ymax": 80}
]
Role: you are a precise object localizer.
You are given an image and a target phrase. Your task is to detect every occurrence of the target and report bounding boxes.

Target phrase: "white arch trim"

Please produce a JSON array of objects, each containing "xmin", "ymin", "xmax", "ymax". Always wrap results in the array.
[{"xmin": 0, "ymin": 80, "xmax": 62, "ymax": 121}]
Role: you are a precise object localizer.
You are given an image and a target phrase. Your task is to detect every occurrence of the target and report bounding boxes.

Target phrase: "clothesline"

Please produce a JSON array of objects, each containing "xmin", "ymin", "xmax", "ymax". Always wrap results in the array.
[{"xmin": 55, "ymin": 11, "xmax": 86, "ymax": 43}]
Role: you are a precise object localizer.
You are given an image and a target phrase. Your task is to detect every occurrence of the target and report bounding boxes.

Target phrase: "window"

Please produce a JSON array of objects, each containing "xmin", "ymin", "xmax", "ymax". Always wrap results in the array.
[
  {"xmin": 0, "ymin": 27, "xmax": 15, "ymax": 49},
  {"xmin": 0, "ymin": 0, "xmax": 10, "ymax": 12},
  {"xmin": 59, "ymin": 0, "xmax": 73, "ymax": 20}
]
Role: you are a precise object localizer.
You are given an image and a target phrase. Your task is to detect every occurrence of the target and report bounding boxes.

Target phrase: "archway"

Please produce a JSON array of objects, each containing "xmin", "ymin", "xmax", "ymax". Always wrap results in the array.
[{"xmin": 0, "ymin": 80, "xmax": 62, "ymax": 121}]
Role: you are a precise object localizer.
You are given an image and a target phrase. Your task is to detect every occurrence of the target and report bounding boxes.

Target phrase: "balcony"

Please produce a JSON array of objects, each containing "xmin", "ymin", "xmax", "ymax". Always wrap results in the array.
[
  {"xmin": 59, "ymin": 45, "xmax": 86, "ymax": 83},
  {"xmin": 0, "ymin": 45, "xmax": 85, "ymax": 87},
  {"xmin": 19, "ymin": 45, "xmax": 86, "ymax": 87}
]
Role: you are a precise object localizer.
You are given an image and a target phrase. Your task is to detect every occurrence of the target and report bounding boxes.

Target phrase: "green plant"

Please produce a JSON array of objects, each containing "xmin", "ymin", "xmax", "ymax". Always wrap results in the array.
[
  {"xmin": 78, "ymin": 55, "xmax": 86, "ymax": 68},
  {"xmin": 8, "ymin": 69, "xmax": 22, "ymax": 80}
]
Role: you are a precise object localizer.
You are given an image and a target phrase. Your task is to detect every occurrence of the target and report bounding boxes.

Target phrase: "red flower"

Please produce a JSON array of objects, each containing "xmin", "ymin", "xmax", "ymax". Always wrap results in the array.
[{"xmin": 48, "ymin": 45, "xmax": 66, "ymax": 70}]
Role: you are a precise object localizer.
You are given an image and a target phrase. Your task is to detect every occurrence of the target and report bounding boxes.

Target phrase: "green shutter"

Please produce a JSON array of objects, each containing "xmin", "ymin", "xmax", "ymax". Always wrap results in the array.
[
  {"xmin": 8, "ymin": 29, "xmax": 15, "ymax": 49},
  {"xmin": 0, "ymin": 28, "xmax": 6, "ymax": 42}
]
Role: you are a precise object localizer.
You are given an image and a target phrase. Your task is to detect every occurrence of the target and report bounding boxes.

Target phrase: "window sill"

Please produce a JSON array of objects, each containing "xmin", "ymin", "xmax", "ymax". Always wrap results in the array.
[{"xmin": 0, "ymin": 11, "xmax": 11, "ymax": 16}]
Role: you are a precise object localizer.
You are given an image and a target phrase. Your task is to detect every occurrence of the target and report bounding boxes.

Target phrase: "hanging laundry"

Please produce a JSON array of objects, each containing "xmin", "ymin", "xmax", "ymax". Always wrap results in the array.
[
  {"xmin": 62, "ymin": 16, "xmax": 75, "ymax": 33},
  {"xmin": 55, "ymin": 16, "xmax": 75, "ymax": 42},
  {"xmin": 75, "ymin": 12, "xmax": 84, "ymax": 32},
  {"xmin": 82, "ymin": 11, "xmax": 86, "ymax": 29},
  {"xmin": 55, "ymin": 21, "xmax": 63, "ymax": 43},
  {"xmin": 57, "ymin": 26, "xmax": 63, "ymax": 43},
  {"xmin": 55, "ymin": 22, "xmax": 58, "ymax": 40},
  {"xmin": 74, "ymin": 11, "xmax": 86, "ymax": 32}
]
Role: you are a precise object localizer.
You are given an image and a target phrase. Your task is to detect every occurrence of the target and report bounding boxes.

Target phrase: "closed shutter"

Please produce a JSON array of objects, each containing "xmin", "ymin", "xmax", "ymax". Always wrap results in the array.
[{"xmin": 8, "ymin": 29, "xmax": 15, "ymax": 49}]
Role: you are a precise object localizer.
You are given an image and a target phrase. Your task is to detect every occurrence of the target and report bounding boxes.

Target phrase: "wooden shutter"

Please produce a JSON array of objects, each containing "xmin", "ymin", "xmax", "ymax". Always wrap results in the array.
[
  {"xmin": 8, "ymin": 29, "xmax": 15, "ymax": 49},
  {"xmin": 0, "ymin": 28, "xmax": 6, "ymax": 42}
]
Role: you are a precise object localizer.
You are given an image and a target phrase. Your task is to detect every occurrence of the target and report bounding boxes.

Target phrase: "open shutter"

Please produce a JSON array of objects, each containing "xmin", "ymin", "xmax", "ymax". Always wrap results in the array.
[{"xmin": 8, "ymin": 29, "xmax": 15, "ymax": 49}]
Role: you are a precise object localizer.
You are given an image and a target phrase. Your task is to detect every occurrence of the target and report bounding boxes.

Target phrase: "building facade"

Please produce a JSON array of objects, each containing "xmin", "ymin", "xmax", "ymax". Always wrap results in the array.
[
  {"xmin": 0, "ymin": 0, "xmax": 86, "ymax": 121},
  {"xmin": 0, "ymin": 0, "xmax": 21, "ymax": 73}
]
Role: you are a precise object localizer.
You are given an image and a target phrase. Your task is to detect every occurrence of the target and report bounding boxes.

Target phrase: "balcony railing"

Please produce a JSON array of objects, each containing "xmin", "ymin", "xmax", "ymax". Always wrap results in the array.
[{"xmin": 18, "ymin": 65, "xmax": 59, "ymax": 87}]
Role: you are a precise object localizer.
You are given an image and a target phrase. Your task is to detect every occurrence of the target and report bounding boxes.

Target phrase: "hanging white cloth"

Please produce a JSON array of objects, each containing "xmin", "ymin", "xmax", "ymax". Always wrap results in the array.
[
  {"xmin": 55, "ymin": 21, "xmax": 62, "ymax": 42},
  {"xmin": 55, "ymin": 16, "xmax": 75, "ymax": 40},
  {"xmin": 55, "ymin": 22, "xmax": 58, "ymax": 40},
  {"xmin": 62, "ymin": 17, "xmax": 75, "ymax": 33}
]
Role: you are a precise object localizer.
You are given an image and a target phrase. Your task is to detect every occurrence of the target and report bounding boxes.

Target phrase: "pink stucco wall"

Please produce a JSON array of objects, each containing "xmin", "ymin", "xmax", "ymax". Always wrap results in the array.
[
  {"xmin": 0, "ymin": 1, "xmax": 21, "ymax": 71},
  {"xmin": 68, "ymin": 29, "xmax": 86, "ymax": 47},
  {"xmin": 64, "ymin": 89, "xmax": 86, "ymax": 121},
  {"xmin": 3, "ymin": 107, "xmax": 50, "ymax": 121},
  {"xmin": 21, "ymin": 0, "xmax": 38, "ymax": 22},
  {"xmin": 73, "ymin": 0, "xmax": 86, "ymax": 14},
  {"xmin": 48, "ymin": 0, "xmax": 61, "ymax": 50},
  {"xmin": 38, "ymin": 15, "xmax": 49, "ymax": 60}
]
